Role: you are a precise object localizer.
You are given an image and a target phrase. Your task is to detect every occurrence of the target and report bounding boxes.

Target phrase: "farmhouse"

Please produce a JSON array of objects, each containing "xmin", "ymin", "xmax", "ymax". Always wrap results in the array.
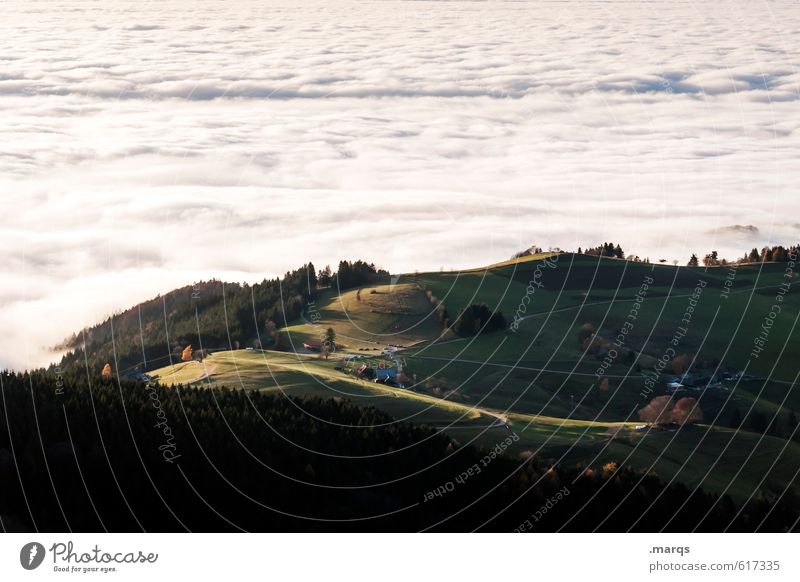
[
  {"xmin": 665, "ymin": 372, "xmax": 723, "ymax": 393},
  {"xmin": 375, "ymin": 368, "xmax": 398, "ymax": 381},
  {"xmin": 680, "ymin": 372, "xmax": 722, "ymax": 388}
]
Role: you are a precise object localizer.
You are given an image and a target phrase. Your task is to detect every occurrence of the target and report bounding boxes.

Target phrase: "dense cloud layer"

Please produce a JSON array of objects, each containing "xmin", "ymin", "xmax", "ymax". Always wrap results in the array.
[{"xmin": 1, "ymin": 0, "xmax": 798, "ymax": 369}]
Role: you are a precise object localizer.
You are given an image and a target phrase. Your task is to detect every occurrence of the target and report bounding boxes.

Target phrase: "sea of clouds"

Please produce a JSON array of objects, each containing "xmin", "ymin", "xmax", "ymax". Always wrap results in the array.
[{"xmin": 1, "ymin": 0, "xmax": 798, "ymax": 369}]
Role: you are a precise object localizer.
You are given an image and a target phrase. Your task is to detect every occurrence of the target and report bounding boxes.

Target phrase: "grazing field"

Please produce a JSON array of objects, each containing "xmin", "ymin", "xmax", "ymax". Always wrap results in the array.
[
  {"xmin": 150, "ymin": 349, "xmax": 636, "ymax": 452},
  {"xmin": 282, "ymin": 281, "xmax": 444, "ymax": 351},
  {"xmin": 401, "ymin": 254, "xmax": 800, "ymax": 503},
  {"xmin": 595, "ymin": 426, "xmax": 800, "ymax": 503},
  {"xmin": 151, "ymin": 349, "xmax": 507, "ymax": 446}
]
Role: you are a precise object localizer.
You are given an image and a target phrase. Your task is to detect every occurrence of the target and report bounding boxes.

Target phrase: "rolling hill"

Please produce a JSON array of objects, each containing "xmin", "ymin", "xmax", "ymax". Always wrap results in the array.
[{"xmin": 52, "ymin": 250, "xmax": 800, "ymax": 521}]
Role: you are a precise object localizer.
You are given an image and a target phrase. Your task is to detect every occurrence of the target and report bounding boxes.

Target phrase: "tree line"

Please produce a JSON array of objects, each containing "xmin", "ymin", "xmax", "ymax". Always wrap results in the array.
[{"xmin": 513, "ymin": 241, "xmax": 800, "ymax": 267}]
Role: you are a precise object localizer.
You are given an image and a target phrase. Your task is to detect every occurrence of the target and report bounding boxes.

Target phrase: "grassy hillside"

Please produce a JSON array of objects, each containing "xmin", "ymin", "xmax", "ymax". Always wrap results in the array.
[
  {"xmin": 150, "ymin": 349, "xmax": 633, "ymax": 452},
  {"xmin": 65, "ymin": 251, "xmax": 800, "ymax": 518},
  {"xmin": 402, "ymin": 253, "xmax": 800, "ymax": 501},
  {"xmin": 282, "ymin": 281, "xmax": 444, "ymax": 351}
]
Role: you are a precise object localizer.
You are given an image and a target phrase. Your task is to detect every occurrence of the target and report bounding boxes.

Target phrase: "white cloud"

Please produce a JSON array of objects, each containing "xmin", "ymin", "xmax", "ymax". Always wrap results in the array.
[{"xmin": 1, "ymin": 0, "xmax": 799, "ymax": 369}]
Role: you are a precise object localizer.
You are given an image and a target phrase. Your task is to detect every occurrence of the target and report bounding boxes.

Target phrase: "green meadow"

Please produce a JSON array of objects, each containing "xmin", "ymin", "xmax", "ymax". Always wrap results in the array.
[{"xmin": 151, "ymin": 253, "xmax": 800, "ymax": 504}]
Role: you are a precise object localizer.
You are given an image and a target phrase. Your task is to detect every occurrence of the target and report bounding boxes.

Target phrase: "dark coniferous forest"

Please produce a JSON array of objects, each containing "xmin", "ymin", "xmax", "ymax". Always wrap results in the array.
[{"xmin": 1, "ymin": 371, "xmax": 796, "ymax": 532}]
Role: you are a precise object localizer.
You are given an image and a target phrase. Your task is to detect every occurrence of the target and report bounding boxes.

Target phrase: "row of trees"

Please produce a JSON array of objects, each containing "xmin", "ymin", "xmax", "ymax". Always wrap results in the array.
[
  {"xmin": 423, "ymin": 289, "xmax": 450, "ymax": 330},
  {"xmin": 580, "ymin": 242, "xmax": 625, "ymax": 259},
  {"xmin": 639, "ymin": 396, "xmax": 703, "ymax": 426},
  {"xmin": 529, "ymin": 242, "xmax": 799, "ymax": 267},
  {"xmin": 420, "ymin": 287, "xmax": 506, "ymax": 338},
  {"xmin": 499, "ymin": 241, "xmax": 800, "ymax": 269},
  {"xmin": 331, "ymin": 260, "xmax": 388, "ymax": 290},
  {"xmin": 689, "ymin": 245, "xmax": 800, "ymax": 267},
  {"xmin": 739, "ymin": 245, "xmax": 799, "ymax": 264}
]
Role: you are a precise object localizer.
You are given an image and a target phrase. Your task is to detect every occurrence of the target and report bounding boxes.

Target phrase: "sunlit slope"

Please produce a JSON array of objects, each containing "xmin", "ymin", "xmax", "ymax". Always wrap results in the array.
[
  {"xmin": 150, "ymin": 352, "xmax": 799, "ymax": 504},
  {"xmin": 282, "ymin": 281, "xmax": 444, "ymax": 350},
  {"xmin": 151, "ymin": 349, "xmax": 495, "ymax": 430},
  {"xmin": 149, "ymin": 349, "xmax": 636, "ymax": 452}
]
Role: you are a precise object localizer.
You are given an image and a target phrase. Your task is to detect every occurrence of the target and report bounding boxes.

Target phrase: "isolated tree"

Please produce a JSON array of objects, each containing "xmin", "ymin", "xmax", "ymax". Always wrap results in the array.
[
  {"xmin": 703, "ymin": 251, "xmax": 719, "ymax": 266},
  {"xmin": 318, "ymin": 265, "xmax": 333, "ymax": 287},
  {"xmin": 688, "ymin": 254, "xmax": 699, "ymax": 267},
  {"xmin": 638, "ymin": 396, "xmax": 675, "ymax": 425},
  {"xmin": 599, "ymin": 378, "xmax": 610, "ymax": 392},
  {"xmin": 101, "ymin": 363, "xmax": 112, "ymax": 378},
  {"xmin": 602, "ymin": 461, "xmax": 618, "ymax": 474},
  {"xmin": 264, "ymin": 320, "xmax": 278, "ymax": 346},
  {"xmin": 320, "ymin": 344, "xmax": 331, "ymax": 360},
  {"xmin": 323, "ymin": 327, "xmax": 336, "ymax": 357},
  {"xmin": 181, "ymin": 345, "xmax": 193, "ymax": 362},
  {"xmin": 671, "ymin": 397, "xmax": 703, "ymax": 425}
]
